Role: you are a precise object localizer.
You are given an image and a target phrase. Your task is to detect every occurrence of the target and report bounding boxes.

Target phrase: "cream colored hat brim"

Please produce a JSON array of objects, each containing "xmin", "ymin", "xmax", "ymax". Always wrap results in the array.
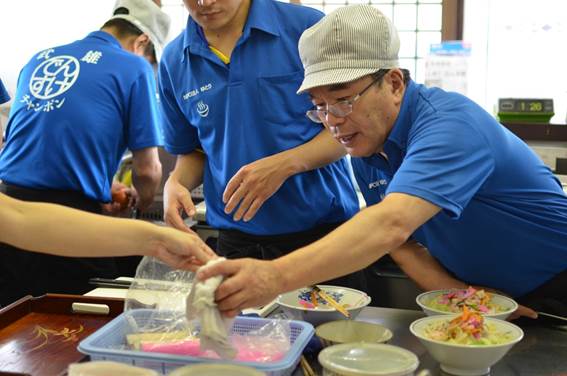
[{"xmin": 297, "ymin": 68, "xmax": 382, "ymax": 94}]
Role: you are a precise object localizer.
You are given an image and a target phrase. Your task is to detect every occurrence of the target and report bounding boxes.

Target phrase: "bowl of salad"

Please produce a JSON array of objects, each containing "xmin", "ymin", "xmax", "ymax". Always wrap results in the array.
[
  {"xmin": 410, "ymin": 309, "xmax": 524, "ymax": 375},
  {"xmin": 276, "ymin": 285, "xmax": 371, "ymax": 326},
  {"xmin": 416, "ymin": 287, "xmax": 518, "ymax": 320}
]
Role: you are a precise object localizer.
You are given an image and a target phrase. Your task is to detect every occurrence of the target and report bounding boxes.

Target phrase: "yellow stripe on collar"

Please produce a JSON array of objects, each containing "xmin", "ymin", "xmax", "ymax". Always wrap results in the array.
[{"xmin": 209, "ymin": 46, "xmax": 230, "ymax": 64}]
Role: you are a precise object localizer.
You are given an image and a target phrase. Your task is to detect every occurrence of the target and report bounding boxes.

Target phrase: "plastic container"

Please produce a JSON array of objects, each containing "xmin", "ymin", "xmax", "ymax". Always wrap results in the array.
[
  {"xmin": 318, "ymin": 343, "xmax": 419, "ymax": 376},
  {"xmin": 78, "ymin": 309, "xmax": 313, "ymax": 376}
]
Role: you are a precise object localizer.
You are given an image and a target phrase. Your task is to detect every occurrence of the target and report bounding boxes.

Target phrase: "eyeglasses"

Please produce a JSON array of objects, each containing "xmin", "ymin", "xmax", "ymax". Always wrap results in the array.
[{"xmin": 306, "ymin": 76, "xmax": 381, "ymax": 124}]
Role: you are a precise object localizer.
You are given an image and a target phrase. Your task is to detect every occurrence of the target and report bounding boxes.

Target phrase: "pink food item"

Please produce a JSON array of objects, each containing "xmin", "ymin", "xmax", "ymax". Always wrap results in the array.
[{"xmin": 140, "ymin": 339, "xmax": 285, "ymax": 362}]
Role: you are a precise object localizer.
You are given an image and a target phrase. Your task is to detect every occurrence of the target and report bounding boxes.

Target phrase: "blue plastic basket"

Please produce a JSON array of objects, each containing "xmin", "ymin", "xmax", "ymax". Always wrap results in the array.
[{"xmin": 78, "ymin": 309, "xmax": 314, "ymax": 376}]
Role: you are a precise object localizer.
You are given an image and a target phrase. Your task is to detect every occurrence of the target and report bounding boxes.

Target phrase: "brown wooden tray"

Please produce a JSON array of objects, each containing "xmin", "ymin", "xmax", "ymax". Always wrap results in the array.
[{"xmin": 0, "ymin": 294, "xmax": 124, "ymax": 376}]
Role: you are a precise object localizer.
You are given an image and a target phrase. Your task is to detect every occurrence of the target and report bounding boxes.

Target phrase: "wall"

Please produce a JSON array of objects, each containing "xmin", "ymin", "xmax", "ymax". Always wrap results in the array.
[{"xmin": 464, "ymin": 0, "xmax": 567, "ymax": 123}]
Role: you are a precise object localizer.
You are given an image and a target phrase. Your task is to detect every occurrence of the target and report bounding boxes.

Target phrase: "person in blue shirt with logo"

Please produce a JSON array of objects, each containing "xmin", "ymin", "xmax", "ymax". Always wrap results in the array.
[
  {"xmin": 0, "ymin": 78, "xmax": 9, "ymax": 148},
  {"xmin": 0, "ymin": 0, "xmax": 170, "ymax": 306},
  {"xmin": 160, "ymin": 0, "xmax": 366, "ymax": 290},
  {"xmin": 0, "ymin": 79, "xmax": 9, "ymax": 105},
  {"xmin": 199, "ymin": 5, "xmax": 567, "ymax": 319}
]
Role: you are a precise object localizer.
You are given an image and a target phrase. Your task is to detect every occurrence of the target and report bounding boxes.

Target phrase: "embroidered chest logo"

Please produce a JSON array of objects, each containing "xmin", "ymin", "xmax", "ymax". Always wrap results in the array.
[
  {"xmin": 197, "ymin": 100, "xmax": 209, "ymax": 117},
  {"xmin": 369, "ymin": 178, "xmax": 388, "ymax": 200}
]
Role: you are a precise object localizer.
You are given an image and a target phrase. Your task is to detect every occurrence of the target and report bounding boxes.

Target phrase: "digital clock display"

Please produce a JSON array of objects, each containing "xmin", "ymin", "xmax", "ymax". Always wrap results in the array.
[
  {"xmin": 498, "ymin": 98, "xmax": 554, "ymax": 114},
  {"xmin": 497, "ymin": 98, "xmax": 555, "ymax": 123}
]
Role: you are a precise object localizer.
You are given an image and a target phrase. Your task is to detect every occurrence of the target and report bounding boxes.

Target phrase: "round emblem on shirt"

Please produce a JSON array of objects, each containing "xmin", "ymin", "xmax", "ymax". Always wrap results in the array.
[
  {"xmin": 29, "ymin": 55, "xmax": 80, "ymax": 100},
  {"xmin": 197, "ymin": 100, "xmax": 209, "ymax": 117}
]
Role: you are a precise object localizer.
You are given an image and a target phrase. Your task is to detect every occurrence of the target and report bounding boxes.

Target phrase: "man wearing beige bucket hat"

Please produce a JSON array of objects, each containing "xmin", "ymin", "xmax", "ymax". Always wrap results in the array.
[
  {"xmin": 200, "ymin": 5, "xmax": 567, "ymax": 320},
  {"xmin": 0, "ymin": 0, "xmax": 172, "ymax": 306}
]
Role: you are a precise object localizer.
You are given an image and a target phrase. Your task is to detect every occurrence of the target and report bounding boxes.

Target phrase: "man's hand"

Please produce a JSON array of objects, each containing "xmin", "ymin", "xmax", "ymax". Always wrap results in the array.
[
  {"xmin": 223, "ymin": 154, "xmax": 290, "ymax": 222},
  {"xmin": 154, "ymin": 227, "xmax": 217, "ymax": 271},
  {"xmin": 101, "ymin": 182, "xmax": 137, "ymax": 217},
  {"xmin": 196, "ymin": 258, "xmax": 283, "ymax": 317},
  {"xmin": 509, "ymin": 304, "xmax": 538, "ymax": 320},
  {"xmin": 163, "ymin": 176, "xmax": 195, "ymax": 232}
]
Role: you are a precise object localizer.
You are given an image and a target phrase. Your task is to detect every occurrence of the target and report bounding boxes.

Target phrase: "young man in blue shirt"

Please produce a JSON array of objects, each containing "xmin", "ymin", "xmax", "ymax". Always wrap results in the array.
[
  {"xmin": 0, "ymin": 78, "xmax": 9, "ymax": 148},
  {"xmin": 160, "ymin": 0, "xmax": 366, "ymax": 290},
  {"xmin": 0, "ymin": 0, "xmax": 170, "ymax": 306},
  {"xmin": 200, "ymin": 5, "xmax": 567, "ymax": 319},
  {"xmin": 3, "ymin": 74, "xmax": 213, "ymax": 274}
]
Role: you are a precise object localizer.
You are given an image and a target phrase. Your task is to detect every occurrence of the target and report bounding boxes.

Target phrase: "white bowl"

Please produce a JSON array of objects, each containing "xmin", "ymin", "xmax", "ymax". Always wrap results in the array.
[
  {"xmin": 168, "ymin": 364, "xmax": 265, "ymax": 376},
  {"xmin": 316, "ymin": 320, "xmax": 393, "ymax": 348},
  {"xmin": 416, "ymin": 289, "xmax": 518, "ymax": 320},
  {"xmin": 276, "ymin": 285, "xmax": 371, "ymax": 326},
  {"xmin": 410, "ymin": 315, "xmax": 524, "ymax": 376},
  {"xmin": 318, "ymin": 342, "xmax": 419, "ymax": 376},
  {"xmin": 68, "ymin": 361, "xmax": 158, "ymax": 376}
]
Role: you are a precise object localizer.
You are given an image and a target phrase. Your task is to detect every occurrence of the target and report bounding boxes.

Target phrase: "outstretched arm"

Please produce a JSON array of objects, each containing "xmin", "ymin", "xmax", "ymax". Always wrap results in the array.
[
  {"xmin": 200, "ymin": 193, "xmax": 441, "ymax": 316},
  {"xmin": 223, "ymin": 129, "xmax": 346, "ymax": 221},
  {"xmin": 389, "ymin": 240, "xmax": 468, "ymax": 291},
  {"xmin": 389, "ymin": 241, "xmax": 537, "ymax": 319},
  {"xmin": 0, "ymin": 193, "xmax": 215, "ymax": 270}
]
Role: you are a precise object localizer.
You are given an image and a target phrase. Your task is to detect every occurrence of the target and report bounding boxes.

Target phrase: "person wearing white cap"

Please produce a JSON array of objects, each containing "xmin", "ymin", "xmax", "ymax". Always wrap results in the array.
[
  {"xmin": 159, "ymin": 0, "xmax": 367, "ymax": 291},
  {"xmin": 199, "ymin": 5, "xmax": 567, "ymax": 320},
  {"xmin": 0, "ymin": 0, "xmax": 172, "ymax": 306}
]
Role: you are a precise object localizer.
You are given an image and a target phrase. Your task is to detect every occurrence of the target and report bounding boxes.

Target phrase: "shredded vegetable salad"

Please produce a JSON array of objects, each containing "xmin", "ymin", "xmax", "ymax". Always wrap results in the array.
[
  {"xmin": 427, "ymin": 287, "xmax": 505, "ymax": 314},
  {"xmin": 424, "ymin": 307, "xmax": 514, "ymax": 345}
]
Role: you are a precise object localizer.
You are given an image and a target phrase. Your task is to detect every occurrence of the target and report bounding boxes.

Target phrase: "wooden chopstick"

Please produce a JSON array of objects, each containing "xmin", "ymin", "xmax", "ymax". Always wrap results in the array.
[
  {"xmin": 300, "ymin": 355, "xmax": 316, "ymax": 376},
  {"xmin": 313, "ymin": 285, "xmax": 350, "ymax": 318}
]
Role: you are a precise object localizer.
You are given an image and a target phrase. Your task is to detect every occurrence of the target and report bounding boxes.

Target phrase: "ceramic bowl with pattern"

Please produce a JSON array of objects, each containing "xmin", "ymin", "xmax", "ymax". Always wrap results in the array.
[{"xmin": 276, "ymin": 285, "xmax": 371, "ymax": 326}]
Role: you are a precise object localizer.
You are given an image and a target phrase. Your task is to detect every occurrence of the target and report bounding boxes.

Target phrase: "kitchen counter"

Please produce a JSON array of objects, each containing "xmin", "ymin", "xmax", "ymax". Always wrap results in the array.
[
  {"xmin": 82, "ymin": 284, "xmax": 567, "ymax": 375},
  {"xmin": 292, "ymin": 306, "xmax": 567, "ymax": 376}
]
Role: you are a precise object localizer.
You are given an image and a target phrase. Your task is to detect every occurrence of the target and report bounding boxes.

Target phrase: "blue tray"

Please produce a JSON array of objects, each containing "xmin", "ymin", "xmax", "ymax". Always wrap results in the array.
[{"xmin": 78, "ymin": 309, "xmax": 314, "ymax": 376}]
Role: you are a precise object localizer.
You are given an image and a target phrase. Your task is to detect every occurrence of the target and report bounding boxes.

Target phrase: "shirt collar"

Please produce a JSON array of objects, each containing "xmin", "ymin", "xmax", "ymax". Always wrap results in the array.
[
  {"xmin": 384, "ymin": 80, "xmax": 419, "ymax": 151},
  {"xmin": 182, "ymin": 0, "xmax": 280, "ymax": 59},
  {"xmin": 87, "ymin": 31, "xmax": 123, "ymax": 49}
]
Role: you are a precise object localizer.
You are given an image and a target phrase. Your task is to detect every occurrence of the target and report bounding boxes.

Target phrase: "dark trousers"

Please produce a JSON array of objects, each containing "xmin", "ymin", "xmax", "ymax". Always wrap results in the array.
[
  {"xmin": 217, "ymin": 222, "xmax": 368, "ymax": 293},
  {"xmin": 516, "ymin": 268, "xmax": 567, "ymax": 317},
  {"xmin": 0, "ymin": 183, "xmax": 119, "ymax": 307}
]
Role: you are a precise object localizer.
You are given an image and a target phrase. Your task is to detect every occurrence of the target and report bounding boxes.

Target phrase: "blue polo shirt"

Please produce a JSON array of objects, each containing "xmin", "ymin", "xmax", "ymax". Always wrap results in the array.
[
  {"xmin": 351, "ymin": 81, "xmax": 567, "ymax": 297},
  {"xmin": 159, "ymin": 0, "xmax": 358, "ymax": 235},
  {"xmin": 0, "ymin": 79, "xmax": 9, "ymax": 104},
  {"xmin": 0, "ymin": 31, "xmax": 162, "ymax": 202}
]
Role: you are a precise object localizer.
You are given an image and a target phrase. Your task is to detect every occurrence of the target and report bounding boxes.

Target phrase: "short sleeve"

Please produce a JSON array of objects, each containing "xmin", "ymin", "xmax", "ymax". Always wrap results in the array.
[
  {"xmin": 387, "ymin": 116, "xmax": 495, "ymax": 218},
  {"xmin": 125, "ymin": 66, "xmax": 163, "ymax": 151},
  {"xmin": 158, "ymin": 61, "xmax": 200, "ymax": 155}
]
